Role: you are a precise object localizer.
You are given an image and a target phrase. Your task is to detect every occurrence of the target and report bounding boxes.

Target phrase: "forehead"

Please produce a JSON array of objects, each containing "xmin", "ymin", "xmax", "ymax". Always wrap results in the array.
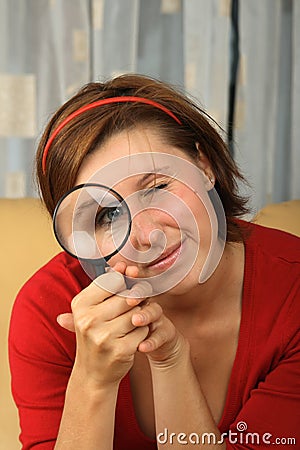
[{"xmin": 76, "ymin": 126, "xmax": 195, "ymax": 186}]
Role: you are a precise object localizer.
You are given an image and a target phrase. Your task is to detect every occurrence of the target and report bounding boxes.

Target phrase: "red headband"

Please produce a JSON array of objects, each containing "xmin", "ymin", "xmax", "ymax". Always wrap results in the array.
[{"xmin": 41, "ymin": 96, "xmax": 182, "ymax": 174}]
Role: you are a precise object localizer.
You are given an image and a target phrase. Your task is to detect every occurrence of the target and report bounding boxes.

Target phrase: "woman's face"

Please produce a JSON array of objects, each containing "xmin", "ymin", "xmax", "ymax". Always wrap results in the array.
[{"xmin": 75, "ymin": 126, "xmax": 216, "ymax": 294}]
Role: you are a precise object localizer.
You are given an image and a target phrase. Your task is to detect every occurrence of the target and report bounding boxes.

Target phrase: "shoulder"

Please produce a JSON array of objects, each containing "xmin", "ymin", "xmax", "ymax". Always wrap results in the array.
[
  {"xmin": 9, "ymin": 252, "xmax": 90, "ymax": 356},
  {"xmin": 15, "ymin": 251, "xmax": 91, "ymax": 307},
  {"xmin": 241, "ymin": 220, "xmax": 300, "ymax": 345},
  {"xmin": 243, "ymin": 220, "xmax": 300, "ymax": 263},
  {"xmin": 241, "ymin": 220, "xmax": 300, "ymax": 290},
  {"xmin": 242, "ymin": 220, "xmax": 300, "ymax": 296}
]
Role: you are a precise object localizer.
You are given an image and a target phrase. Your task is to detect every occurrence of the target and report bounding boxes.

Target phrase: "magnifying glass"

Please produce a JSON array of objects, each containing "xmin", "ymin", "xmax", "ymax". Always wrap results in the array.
[{"xmin": 53, "ymin": 183, "xmax": 132, "ymax": 276}]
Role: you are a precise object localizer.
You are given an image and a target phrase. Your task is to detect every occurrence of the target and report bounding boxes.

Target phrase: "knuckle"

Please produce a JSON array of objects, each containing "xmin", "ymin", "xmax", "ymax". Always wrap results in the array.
[
  {"xmin": 71, "ymin": 292, "xmax": 84, "ymax": 310},
  {"xmin": 142, "ymin": 302, "xmax": 162, "ymax": 322},
  {"xmin": 112, "ymin": 342, "xmax": 128, "ymax": 361},
  {"xmin": 88, "ymin": 325, "xmax": 114, "ymax": 349},
  {"xmin": 160, "ymin": 329, "xmax": 169, "ymax": 344},
  {"xmin": 152, "ymin": 302, "xmax": 163, "ymax": 316},
  {"xmin": 154, "ymin": 329, "xmax": 168, "ymax": 346},
  {"xmin": 75, "ymin": 314, "xmax": 96, "ymax": 334},
  {"xmin": 93, "ymin": 329, "xmax": 110, "ymax": 348}
]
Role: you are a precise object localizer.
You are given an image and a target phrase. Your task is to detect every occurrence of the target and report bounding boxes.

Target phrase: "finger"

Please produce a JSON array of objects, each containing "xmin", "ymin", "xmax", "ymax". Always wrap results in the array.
[
  {"xmin": 85, "ymin": 282, "xmax": 152, "ymax": 321},
  {"xmin": 120, "ymin": 325, "xmax": 150, "ymax": 354},
  {"xmin": 110, "ymin": 261, "xmax": 139, "ymax": 278},
  {"xmin": 109, "ymin": 305, "xmax": 145, "ymax": 336},
  {"xmin": 131, "ymin": 302, "xmax": 162, "ymax": 327},
  {"xmin": 57, "ymin": 313, "xmax": 75, "ymax": 332},
  {"xmin": 108, "ymin": 263, "xmax": 147, "ymax": 297},
  {"xmin": 93, "ymin": 270, "xmax": 127, "ymax": 294},
  {"xmin": 109, "ymin": 263, "xmax": 140, "ymax": 288},
  {"xmin": 125, "ymin": 281, "xmax": 153, "ymax": 306},
  {"xmin": 73, "ymin": 284, "xmax": 150, "ymax": 326},
  {"xmin": 76, "ymin": 305, "xmax": 143, "ymax": 338},
  {"xmin": 125, "ymin": 265, "xmax": 139, "ymax": 278},
  {"xmin": 109, "ymin": 261, "xmax": 127, "ymax": 274},
  {"xmin": 91, "ymin": 292, "xmax": 140, "ymax": 321},
  {"xmin": 72, "ymin": 271, "xmax": 126, "ymax": 309},
  {"xmin": 138, "ymin": 325, "xmax": 167, "ymax": 352},
  {"xmin": 138, "ymin": 317, "xmax": 176, "ymax": 353}
]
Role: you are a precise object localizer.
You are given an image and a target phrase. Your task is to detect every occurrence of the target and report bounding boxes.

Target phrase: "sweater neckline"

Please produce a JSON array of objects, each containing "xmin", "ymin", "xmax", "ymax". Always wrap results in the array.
[{"xmin": 217, "ymin": 235, "xmax": 256, "ymax": 431}]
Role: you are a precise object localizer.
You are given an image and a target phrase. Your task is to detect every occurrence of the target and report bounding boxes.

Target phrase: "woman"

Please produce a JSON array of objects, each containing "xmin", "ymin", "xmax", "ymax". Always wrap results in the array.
[{"xmin": 9, "ymin": 74, "xmax": 300, "ymax": 449}]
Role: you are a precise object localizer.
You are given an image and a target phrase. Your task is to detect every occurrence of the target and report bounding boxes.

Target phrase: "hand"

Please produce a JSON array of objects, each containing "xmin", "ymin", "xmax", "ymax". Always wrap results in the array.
[
  {"xmin": 57, "ymin": 269, "xmax": 151, "ymax": 388},
  {"xmin": 131, "ymin": 300, "xmax": 189, "ymax": 369},
  {"xmin": 112, "ymin": 262, "xmax": 189, "ymax": 368}
]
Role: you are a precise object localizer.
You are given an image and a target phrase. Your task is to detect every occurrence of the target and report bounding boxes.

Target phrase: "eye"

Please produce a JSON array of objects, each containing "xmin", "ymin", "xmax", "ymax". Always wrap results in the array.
[
  {"xmin": 95, "ymin": 206, "xmax": 124, "ymax": 228},
  {"xmin": 154, "ymin": 183, "xmax": 169, "ymax": 190},
  {"xmin": 144, "ymin": 182, "xmax": 170, "ymax": 196}
]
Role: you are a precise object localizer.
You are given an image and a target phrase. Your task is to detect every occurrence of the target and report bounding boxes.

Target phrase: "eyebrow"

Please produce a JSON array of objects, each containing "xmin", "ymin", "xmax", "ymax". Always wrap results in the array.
[
  {"xmin": 73, "ymin": 166, "xmax": 172, "ymax": 216},
  {"xmin": 74, "ymin": 196, "xmax": 119, "ymax": 217},
  {"xmin": 136, "ymin": 166, "xmax": 172, "ymax": 188},
  {"xmin": 74, "ymin": 199, "xmax": 95, "ymax": 216}
]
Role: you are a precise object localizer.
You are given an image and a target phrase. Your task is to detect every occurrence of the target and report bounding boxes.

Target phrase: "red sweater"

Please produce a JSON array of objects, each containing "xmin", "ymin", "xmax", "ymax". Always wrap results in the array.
[{"xmin": 9, "ymin": 222, "xmax": 300, "ymax": 449}]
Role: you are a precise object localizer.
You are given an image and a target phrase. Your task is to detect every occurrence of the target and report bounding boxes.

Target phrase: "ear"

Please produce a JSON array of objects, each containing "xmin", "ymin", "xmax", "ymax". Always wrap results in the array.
[{"xmin": 195, "ymin": 143, "xmax": 215, "ymax": 190}]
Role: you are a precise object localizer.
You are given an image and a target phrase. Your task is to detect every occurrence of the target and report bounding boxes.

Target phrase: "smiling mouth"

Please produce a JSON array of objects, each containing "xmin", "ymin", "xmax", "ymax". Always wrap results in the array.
[{"xmin": 146, "ymin": 242, "xmax": 183, "ymax": 271}]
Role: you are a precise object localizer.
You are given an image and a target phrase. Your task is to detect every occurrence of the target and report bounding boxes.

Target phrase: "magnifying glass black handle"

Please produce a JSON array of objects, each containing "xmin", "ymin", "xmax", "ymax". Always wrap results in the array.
[{"xmin": 79, "ymin": 257, "xmax": 108, "ymax": 278}]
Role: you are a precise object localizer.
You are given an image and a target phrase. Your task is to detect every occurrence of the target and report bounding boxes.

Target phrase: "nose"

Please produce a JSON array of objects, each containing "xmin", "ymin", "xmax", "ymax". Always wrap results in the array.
[{"xmin": 130, "ymin": 209, "xmax": 163, "ymax": 250}]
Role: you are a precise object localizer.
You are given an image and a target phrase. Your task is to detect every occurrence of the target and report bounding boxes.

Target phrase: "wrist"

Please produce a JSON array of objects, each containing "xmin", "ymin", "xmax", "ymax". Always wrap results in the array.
[{"xmin": 70, "ymin": 362, "xmax": 121, "ymax": 396}]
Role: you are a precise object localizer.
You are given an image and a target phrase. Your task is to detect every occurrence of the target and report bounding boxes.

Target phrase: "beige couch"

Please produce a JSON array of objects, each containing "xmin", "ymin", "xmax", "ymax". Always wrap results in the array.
[{"xmin": 1, "ymin": 198, "xmax": 300, "ymax": 449}]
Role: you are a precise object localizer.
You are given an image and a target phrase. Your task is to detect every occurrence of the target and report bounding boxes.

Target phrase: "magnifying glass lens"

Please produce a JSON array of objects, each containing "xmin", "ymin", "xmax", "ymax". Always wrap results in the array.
[{"xmin": 53, "ymin": 184, "xmax": 131, "ymax": 261}]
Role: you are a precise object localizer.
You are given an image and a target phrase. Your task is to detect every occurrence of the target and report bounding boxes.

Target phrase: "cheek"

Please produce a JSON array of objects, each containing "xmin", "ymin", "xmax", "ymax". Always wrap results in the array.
[
  {"xmin": 174, "ymin": 187, "xmax": 212, "ymax": 239},
  {"xmin": 146, "ymin": 187, "xmax": 198, "ymax": 231},
  {"xmin": 192, "ymin": 199, "xmax": 212, "ymax": 243}
]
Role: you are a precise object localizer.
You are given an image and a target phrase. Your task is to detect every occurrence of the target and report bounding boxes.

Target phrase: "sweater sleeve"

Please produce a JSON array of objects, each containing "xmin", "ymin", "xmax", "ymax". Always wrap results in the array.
[
  {"xmin": 8, "ymin": 255, "xmax": 81, "ymax": 450},
  {"xmin": 224, "ymin": 285, "xmax": 300, "ymax": 449}
]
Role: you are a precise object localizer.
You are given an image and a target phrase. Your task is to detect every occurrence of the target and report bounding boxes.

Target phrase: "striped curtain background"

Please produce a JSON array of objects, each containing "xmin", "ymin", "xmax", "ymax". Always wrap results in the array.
[{"xmin": 0, "ymin": 0, "xmax": 299, "ymax": 214}]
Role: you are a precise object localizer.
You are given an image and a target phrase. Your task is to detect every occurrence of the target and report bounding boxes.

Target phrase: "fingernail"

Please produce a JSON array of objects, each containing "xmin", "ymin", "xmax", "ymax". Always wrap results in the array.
[
  {"xmin": 130, "ymin": 281, "xmax": 153, "ymax": 298},
  {"xmin": 129, "ymin": 289, "xmax": 143, "ymax": 298},
  {"xmin": 134, "ymin": 313, "xmax": 145, "ymax": 323}
]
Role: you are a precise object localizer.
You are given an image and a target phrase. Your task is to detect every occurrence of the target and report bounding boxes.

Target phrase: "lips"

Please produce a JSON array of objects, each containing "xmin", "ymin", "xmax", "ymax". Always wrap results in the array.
[{"xmin": 146, "ymin": 241, "xmax": 182, "ymax": 270}]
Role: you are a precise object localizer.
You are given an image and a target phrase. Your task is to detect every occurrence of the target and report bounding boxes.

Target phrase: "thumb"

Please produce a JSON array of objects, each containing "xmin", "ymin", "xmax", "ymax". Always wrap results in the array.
[
  {"xmin": 57, "ymin": 313, "xmax": 75, "ymax": 332},
  {"xmin": 109, "ymin": 261, "xmax": 139, "ymax": 278}
]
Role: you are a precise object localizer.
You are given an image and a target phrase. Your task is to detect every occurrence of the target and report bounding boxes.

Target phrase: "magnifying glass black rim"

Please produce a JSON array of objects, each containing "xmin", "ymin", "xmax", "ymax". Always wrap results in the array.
[{"xmin": 53, "ymin": 182, "xmax": 132, "ymax": 265}]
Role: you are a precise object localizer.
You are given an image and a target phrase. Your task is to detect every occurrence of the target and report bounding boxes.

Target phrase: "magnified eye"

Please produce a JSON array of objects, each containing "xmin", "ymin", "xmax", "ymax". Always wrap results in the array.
[{"xmin": 95, "ymin": 205, "xmax": 124, "ymax": 228}]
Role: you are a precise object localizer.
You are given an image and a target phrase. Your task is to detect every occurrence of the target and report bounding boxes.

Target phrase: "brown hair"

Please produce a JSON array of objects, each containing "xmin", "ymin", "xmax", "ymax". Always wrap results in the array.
[{"xmin": 36, "ymin": 73, "xmax": 249, "ymax": 242}]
